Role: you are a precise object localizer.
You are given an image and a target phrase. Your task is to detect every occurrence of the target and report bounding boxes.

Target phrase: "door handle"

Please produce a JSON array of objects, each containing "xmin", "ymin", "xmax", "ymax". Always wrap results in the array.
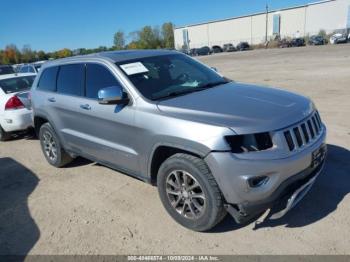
[
  {"xmin": 48, "ymin": 97, "xmax": 56, "ymax": 102},
  {"xmin": 80, "ymin": 104, "xmax": 91, "ymax": 110}
]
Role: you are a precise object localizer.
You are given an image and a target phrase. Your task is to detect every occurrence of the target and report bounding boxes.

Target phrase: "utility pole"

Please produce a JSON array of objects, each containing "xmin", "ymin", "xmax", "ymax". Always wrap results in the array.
[{"xmin": 265, "ymin": 4, "xmax": 269, "ymax": 43}]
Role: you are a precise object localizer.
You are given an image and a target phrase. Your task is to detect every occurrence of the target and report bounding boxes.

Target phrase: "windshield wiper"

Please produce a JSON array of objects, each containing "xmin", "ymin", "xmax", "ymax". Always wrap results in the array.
[
  {"xmin": 197, "ymin": 80, "xmax": 230, "ymax": 89},
  {"xmin": 154, "ymin": 88, "xmax": 204, "ymax": 100},
  {"xmin": 154, "ymin": 80, "xmax": 230, "ymax": 101}
]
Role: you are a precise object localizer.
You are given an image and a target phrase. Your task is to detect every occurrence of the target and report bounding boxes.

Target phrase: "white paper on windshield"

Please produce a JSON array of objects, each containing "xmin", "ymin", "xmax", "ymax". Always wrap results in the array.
[{"xmin": 120, "ymin": 62, "xmax": 149, "ymax": 75}]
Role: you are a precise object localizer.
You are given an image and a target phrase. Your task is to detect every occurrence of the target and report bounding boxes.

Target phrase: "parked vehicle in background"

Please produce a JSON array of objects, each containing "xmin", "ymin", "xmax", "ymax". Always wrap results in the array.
[
  {"xmin": 31, "ymin": 50, "xmax": 327, "ymax": 231},
  {"xmin": 0, "ymin": 65, "xmax": 15, "ymax": 75},
  {"xmin": 290, "ymin": 38, "xmax": 306, "ymax": 47},
  {"xmin": 330, "ymin": 33, "xmax": 348, "ymax": 44},
  {"xmin": 279, "ymin": 39, "xmax": 292, "ymax": 48},
  {"xmin": 19, "ymin": 61, "xmax": 46, "ymax": 74},
  {"xmin": 198, "ymin": 46, "xmax": 211, "ymax": 56},
  {"xmin": 0, "ymin": 73, "xmax": 36, "ymax": 141},
  {"xmin": 211, "ymin": 45, "xmax": 223, "ymax": 53},
  {"xmin": 223, "ymin": 43, "xmax": 236, "ymax": 52},
  {"xmin": 308, "ymin": 35, "xmax": 326, "ymax": 45},
  {"xmin": 236, "ymin": 42, "xmax": 250, "ymax": 51},
  {"xmin": 190, "ymin": 46, "xmax": 211, "ymax": 56}
]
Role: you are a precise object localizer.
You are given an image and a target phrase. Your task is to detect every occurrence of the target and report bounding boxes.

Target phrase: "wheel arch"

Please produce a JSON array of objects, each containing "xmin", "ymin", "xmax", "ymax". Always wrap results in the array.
[{"xmin": 148, "ymin": 143, "xmax": 207, "ymax": 186}]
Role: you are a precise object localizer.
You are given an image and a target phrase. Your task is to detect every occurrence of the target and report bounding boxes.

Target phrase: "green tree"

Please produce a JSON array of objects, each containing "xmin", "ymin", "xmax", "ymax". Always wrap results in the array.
[
  {"xmin": 138, "ymin": 26, "xmax": 161, "ymax": 49},
  {"xmin": 56, "ymin": 48, "xmax": 73, "ymax": 58},
  {"xmin": 161, "ymin": 22, "xmax": 174, "ymax": 49},
  {"xmin": 37, "ymin": 50, "xmax": 48, "ymax": 61},
  {"xmin": 21, "ymin": 45, "xmax": 35, "ymax": 63},
  {"xmin": 113, "ymin": 30, "xmax": 125, "ymax": 50}
]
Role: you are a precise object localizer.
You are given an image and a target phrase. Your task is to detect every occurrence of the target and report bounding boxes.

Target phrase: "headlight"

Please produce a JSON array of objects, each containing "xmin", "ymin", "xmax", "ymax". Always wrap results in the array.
[{"xmin": 225, "ymin": 132, "xmax": 273, "ymax": 153}]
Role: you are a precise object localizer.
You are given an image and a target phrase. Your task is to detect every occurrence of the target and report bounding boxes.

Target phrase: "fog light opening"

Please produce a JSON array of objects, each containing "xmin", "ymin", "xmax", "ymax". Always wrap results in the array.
[{"xmin": 248, "ymin": 176, "xmax": 269, "ymax": 188}]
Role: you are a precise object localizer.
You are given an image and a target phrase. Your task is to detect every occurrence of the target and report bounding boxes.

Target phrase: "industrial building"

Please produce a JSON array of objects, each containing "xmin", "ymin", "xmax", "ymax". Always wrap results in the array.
[{"xmin": 174, "ymin": 0, "xmax": 350, "ymax": 50}]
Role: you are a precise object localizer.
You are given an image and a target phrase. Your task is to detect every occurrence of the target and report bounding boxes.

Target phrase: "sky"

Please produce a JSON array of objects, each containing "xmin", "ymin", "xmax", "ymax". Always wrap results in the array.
[{"xmin": 0, "ymin": 0, "xmax": 313, "ymax": 52}]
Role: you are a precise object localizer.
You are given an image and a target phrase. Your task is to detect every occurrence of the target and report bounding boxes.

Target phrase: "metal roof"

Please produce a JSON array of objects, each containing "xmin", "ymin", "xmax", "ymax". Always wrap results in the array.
[{"xmin": 175, "ymin": 0, "xmax": 336, "ymax": 29}]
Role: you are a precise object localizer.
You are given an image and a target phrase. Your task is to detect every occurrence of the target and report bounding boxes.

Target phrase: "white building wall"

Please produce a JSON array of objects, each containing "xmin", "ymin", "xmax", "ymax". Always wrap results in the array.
[
  {"xmin": 279, "ymin": 7, "xmax": 307, "ymax": 38},
  {"xmin": 187, "ymin": 24, "xmax": 210, "ymax": 48},
  {"xmin": 208, "ymin": 16, "xmax": 252, "ymax": 46},
  {"xmin": 174, "ymin": 29, "xmax": 184, "ymax": 50},
  {"xmin": 305, "ymin": 0, "xmax": 350, "ymax": 35},
  {"xmin": 174, "ymin": 0, "xmax": 350, "ymax": 49},
  {"xmin": 251, "ymin": 14, "xmax": 268, "ymax": 44}
]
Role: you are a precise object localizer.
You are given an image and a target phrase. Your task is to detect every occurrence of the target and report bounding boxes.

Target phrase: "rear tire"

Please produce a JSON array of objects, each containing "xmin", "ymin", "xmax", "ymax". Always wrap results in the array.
[
  {"xmin": 39, "ymin": 122, "xmax": 73, "ymax": 167},
  {"xmin": 157, "ymin": 153, "xmax": 226, "ymax": 231},
  {"xmin": 0, "ymin": 125, "xmax": 11, "ymax": 141}
]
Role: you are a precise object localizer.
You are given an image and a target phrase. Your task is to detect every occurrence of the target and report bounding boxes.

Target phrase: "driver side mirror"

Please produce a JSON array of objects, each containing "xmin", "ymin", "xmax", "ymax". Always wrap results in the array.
[{"xmin": 98, "ymin": 86, "xmax": 129, "ymax": 105}]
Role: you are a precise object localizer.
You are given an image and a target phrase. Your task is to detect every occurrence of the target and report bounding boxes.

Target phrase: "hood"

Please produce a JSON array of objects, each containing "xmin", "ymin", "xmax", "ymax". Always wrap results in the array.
[{"xmin": 157, "ymin": 82, "xmax": 314, "ymax": 134}]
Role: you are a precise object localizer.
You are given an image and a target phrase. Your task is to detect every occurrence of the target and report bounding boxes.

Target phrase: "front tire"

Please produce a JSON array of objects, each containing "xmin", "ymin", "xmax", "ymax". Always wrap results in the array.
[
  {"xmin": 39, "ymin": 122, "xmax": 73, "ymax": 167},
  {"xmin": 0, "ymin": 125, "xmax": 11, "ymax": 141},
  {"xmin": 157, "ymin": 153, "xmax": 226, "ymax": 231}
]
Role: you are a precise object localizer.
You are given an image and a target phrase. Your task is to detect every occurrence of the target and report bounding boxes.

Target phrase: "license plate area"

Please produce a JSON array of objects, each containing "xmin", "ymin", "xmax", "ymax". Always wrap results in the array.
[{"xmin": 311, "ymin": 144, "xmax": 327, "ymax": 168}]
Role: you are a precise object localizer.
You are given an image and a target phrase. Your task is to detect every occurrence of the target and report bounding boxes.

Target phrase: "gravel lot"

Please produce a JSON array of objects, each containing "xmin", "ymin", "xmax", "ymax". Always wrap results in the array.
[{"xmin": 1, "ymin": 44, "xmax": 349, "ymax": 255}]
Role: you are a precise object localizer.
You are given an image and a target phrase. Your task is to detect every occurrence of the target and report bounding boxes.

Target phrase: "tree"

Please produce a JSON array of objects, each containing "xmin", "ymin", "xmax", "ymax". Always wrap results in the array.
[
  {"xmin": 318, "ymin": 29, "xmax": 327, "ymax": 38},
  {"xmin": 161, "ymin": 22, "xmax": 174, "ymax": 49},
  {"xmin": 138, "ymin": 26, "xmax": 161, "ymax": 49},
  {"xmin": 3, "ymin": 44, "xmax": 20, "ymax": 64},
  {"xmin": 113, "ymin": 30, "xmax": 125, "ymax": 50},
  {"xmin": 21, "ymin": 45, "xmax": 35, "ymax": 63},
  {"xmin": 56, "ymin": 48, "xmax": 73, "ymax": 58},
  {"xmin": 37, "ymin": 50, "xmax": 48, "ymax": 61}
]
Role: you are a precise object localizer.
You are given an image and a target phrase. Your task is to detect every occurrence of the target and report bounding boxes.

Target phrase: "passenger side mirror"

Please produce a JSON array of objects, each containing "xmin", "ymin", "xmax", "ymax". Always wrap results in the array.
[
  {"xmin": 98, "ymin": 86, "xmax": 129, "ymax": 105},
  {"xmin": 211, "ymin": 67, "xmax": 218, "ymax": 72}
]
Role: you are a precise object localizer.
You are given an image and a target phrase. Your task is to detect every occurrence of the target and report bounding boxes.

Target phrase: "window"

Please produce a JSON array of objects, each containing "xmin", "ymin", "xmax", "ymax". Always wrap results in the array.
[
  {"xmin": 37, "ymin": 66, "xmax": 58, "ymax": 92},
  {"xmin": 86, "ymin": 64, "xmax": 120, "ymax": 99},
  {"xmin": 0, "ymin": 76, "xmax": 35, "ymax": 94},
  {"xmin": 0, "ymin": 66, "xmax": 15, "ymax": 75},
  {"xmin": 273, "ymin": 14, "xmax": 281, "ymax": 35},
  {"xmin": 28, "ymin": 66, "xmax": 36, "ymax": 73},
  {"xmin": 20, "ymin": 66, "xmax": 28, "ymax": 73},
  {"xmin": 57, "ymin": 64, "xmax": 84, "ymax": 96}
]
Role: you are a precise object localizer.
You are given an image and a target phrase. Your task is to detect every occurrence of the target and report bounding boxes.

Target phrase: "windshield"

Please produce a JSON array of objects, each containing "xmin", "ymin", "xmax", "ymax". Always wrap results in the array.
[
  {"xmin": 0, "ymin": 75, "xmax": 35, "ymax": 94},
  {"xmin": 116, "ymin": 54, "xmax": 229, "ymax": 100}
]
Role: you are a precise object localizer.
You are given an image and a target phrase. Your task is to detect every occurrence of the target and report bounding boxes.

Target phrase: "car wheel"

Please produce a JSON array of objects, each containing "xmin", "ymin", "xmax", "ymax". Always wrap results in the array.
[
  {"xmin": 157, "ymin": 153, "xmax": 226, "ymax": 231},
  {"xmin": 39, "ymin": 122, "xmax": 73, "ymax": 167},
  {"xmin": 0, "ymin": 125, "xmax": 11, "ymax": 141}
]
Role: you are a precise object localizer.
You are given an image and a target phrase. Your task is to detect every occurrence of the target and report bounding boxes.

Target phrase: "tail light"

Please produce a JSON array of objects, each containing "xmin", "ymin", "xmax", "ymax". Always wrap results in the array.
[{"xmin": 5, "ymin": 96, "xmax": 25, "ymax": 110}]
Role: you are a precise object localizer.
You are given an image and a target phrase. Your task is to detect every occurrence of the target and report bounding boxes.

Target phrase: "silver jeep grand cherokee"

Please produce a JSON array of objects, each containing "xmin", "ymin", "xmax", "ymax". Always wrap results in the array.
[{"xmin": 31, "ymin": 50, "xmax": 327, "ymax": 231}]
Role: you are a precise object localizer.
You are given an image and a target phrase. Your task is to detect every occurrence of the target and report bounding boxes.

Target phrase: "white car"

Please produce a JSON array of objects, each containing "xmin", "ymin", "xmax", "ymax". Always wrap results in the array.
[
  {"xmin": 0, "ymin": 73, "xmax": 36, "ymax": 141},
  {"xmin": 330, "ymin": 33, "xmax": 348, "ymax": 44},
  {"xmin": 18, "ymin": 61, "xmax": 47, "ymax": 74}
]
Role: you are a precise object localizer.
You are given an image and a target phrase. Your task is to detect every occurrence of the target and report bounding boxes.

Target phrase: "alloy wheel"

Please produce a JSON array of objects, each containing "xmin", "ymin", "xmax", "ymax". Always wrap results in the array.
[
  {"xmin": 165, "ymin": 170, "xmax": 206, "ymax": 219},
  {"xmin": 42, "ymin": 131, "xmax": 57, "ymax": 162}
]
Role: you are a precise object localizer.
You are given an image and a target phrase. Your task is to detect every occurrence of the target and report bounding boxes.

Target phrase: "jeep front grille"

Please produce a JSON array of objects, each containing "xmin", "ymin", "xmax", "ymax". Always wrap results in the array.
[{"xmin": 283, "ymin": 111, "xmax": 323, "ymax": 151}]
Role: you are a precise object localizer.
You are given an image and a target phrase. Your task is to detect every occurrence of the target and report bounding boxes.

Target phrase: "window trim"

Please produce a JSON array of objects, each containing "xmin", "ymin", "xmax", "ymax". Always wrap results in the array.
[
  {"xmin": 56, "ymin": 63, "xmax": 85, "ymax": 97},
  {"xmin": 84, "ymin": 62, "xmax": 125, "ymax": 101},
  {"xmin": 36, "ymin": 60, "xmax": 133, "ymax": 103},
  {"xmin": 37, "ymin": 65, "xmax": 59, "ymax": 93}
]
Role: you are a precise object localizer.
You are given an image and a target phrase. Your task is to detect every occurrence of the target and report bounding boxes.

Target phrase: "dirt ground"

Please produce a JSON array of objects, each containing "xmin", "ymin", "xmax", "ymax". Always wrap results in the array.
[{"xmin": 0, "ymin": 44, "xmax": 349, "ymax": 255}]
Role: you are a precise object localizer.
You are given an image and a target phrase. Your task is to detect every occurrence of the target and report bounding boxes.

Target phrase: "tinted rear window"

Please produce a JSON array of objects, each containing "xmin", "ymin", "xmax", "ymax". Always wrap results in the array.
[
  {"xmin": 28, "ymin": 66, "xmax": 36, "ymax": 73},
  {"xmin": 19, "ymin": 66, "xmax": 28, "ymax": 73},
  {"xmin": 0, "ymin": 76, "xmax": 35, "ymax": 94},
  {"xmin": 0, "ymin": 66, "xmax": 15, "ymax": 75},
  {"xmin": 86, "ymin": 64, "xmax": 119, "ymax": 99},
  {"xmin": 57, "ymin": 64, "xmax": 84, "ymax": 96},
  {"xmin": 37, "ymin": 66, "xmax": 58, "ymax": 92}
]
